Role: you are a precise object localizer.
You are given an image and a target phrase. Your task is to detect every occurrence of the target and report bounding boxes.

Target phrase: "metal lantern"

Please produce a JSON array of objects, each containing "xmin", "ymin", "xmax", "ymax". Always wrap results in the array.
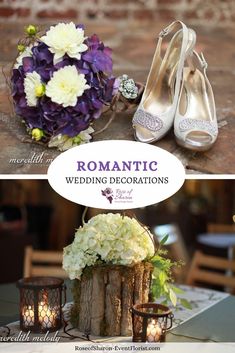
[
  {"xmin": 17, "ymin": 277, "xmax": 66, "ymax": 333},
  {"xmin": 131, "ymin": 303, "xmax": 173, "ymax": 342}
]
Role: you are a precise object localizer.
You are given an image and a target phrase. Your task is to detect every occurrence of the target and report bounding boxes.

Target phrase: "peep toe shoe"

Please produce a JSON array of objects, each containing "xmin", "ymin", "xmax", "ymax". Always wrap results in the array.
[
  {"xmin": 174, "ymin": 51, "xmax": 218, "ymax": 151},
  {"xmin": 132, "ymin": 21, "xmax": 196, "ymax": 143}
]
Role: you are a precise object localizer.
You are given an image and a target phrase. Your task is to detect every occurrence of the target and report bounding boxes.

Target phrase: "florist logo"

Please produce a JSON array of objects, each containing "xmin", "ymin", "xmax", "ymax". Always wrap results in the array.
[
  {"xmin": 101, "ymin": 188, "xmax": 133, "ymax": 204},
  {"xmin": 101, "ymin": 188, "xmax": 114, "ymax": 204}
]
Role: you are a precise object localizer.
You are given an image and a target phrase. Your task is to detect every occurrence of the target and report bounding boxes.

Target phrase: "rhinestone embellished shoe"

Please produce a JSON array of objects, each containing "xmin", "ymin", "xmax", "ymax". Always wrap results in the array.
[
  {"xmin": 132, "ymin": 21, "xmax": 196, "ymax": 143},
  {"xmin": 174, "ymin": 51, "xmax": 218, "ymax": 151}
]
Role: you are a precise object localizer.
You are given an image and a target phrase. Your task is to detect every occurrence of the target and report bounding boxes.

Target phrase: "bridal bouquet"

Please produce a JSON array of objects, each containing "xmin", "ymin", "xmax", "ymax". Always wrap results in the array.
[{"xmin": 11, "ymin": 23, "xmax": 115, "ymax": 150}]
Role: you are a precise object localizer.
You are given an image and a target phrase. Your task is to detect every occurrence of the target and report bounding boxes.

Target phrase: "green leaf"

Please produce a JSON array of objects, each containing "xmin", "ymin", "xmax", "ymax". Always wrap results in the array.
[
  {"xmin": 150, "ymin": 245, "xmax": 186, "ymax": 307},
  {"xmin": 159, "ymin": 271, "xmax": 167, "ymax": 286},
  {"xmin": 180, "ymin": 298, "xmax": 192, "ymax": 310},
  {"xmin": 151, "ymin": 281, "xmax": 162, "ymax": 299},
  {"xmin": 169, "ymin": 288, "xmax": 177, "ymax": 307},
  {"xmin": 160, "ymin": 299, "xmax": 168, "ymax": 306},
  {"xmin": 171, "ymin": 286, "xmax": 185, "ymax": 294},
  {"xmin": 163, "ymin": 284, "xmax": 169, "ymax": 293},
  {"xmin": 160, "ymin": 234, "xmax": 169, "ymax": 245},
  {"xmin": 150, "ymin": 255, "xmax": 158, "ymax": 263}
]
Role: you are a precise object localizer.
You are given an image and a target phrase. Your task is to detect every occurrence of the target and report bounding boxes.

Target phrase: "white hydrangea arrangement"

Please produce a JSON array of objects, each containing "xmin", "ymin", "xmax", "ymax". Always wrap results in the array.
[{"xmin": 63, "ymin": 213, "xmax": 155, "ymax": 280}]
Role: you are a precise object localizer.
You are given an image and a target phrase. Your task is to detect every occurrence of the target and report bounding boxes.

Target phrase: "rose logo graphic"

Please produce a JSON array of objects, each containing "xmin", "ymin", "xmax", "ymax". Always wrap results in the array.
[{"xmin": 101, "ymin": 188, "xmax": 114, "ymax": 204}]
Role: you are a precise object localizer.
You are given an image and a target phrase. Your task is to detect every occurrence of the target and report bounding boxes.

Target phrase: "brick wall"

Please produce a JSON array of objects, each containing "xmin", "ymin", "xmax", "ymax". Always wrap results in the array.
[{"xmin": 0, "ymin": 0, "xmax": 234, "ymax": 26}]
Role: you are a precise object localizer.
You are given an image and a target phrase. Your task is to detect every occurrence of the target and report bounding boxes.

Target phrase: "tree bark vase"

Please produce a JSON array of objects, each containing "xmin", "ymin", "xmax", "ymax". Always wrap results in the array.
[{"xmin": 71, "ymin": 262, "xmax": 153, "ymax": 336}]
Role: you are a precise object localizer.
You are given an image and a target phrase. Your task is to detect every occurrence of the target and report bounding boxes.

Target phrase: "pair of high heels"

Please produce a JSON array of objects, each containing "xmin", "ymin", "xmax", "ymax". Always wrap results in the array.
[{"xmin": 132, "ymin": 21, "xmax": 218, "ymax": 152}]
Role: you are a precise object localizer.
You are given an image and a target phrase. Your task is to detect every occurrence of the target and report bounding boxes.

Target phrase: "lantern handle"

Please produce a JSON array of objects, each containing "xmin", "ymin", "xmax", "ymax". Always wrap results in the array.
[
  {"xmin": 166, "ymin": 313, "xmax": 174, "ymax": 330},
  {"xmin": 62, "ymin": 284, "xmax": 67, "ymax": 308}
]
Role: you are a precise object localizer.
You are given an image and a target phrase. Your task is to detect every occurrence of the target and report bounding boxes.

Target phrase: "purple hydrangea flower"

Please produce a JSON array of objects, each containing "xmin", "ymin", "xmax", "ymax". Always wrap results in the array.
[{"xmin": 83, "ymin": 49, "xmax": 113, "ymax": 73}]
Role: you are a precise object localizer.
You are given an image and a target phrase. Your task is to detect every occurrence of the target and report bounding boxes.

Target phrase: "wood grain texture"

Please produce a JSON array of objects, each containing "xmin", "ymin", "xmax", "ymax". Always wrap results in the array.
[
  {"xmin": 1, "ymin": 22, "xmax": 235, "ymax": 175},
  {"xmin": 120, "ymin": 266, "xmax": 135, "ymax": 336},
  {"xmin": 72, "ymin": 263, "xmax": 153, "ymax": 336},
  {"xmin": 90, "ymin": 268, "xmax": 105, "ymax": 335},
  {"xmin": 133, "ymin": 263, "xmax": 144, "ymax": 304},
  {"xmin": 78, "ymin": 274, "xmax": 93, "ymax": 333},
  {"xmin": 105, "ymin": 269, "xmax": 122, "ymax": 336}
]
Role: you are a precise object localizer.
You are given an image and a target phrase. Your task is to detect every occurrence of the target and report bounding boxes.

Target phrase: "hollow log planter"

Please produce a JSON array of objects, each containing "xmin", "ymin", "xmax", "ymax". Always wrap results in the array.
[{"xmin": 71, "ymin": 262, "xmax": 153, "ymax": 336}]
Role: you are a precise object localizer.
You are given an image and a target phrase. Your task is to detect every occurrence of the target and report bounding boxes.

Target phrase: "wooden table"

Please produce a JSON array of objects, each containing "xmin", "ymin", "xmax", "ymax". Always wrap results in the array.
[
  {"xmin": 167, "ymin": 296, "xmax": 235, "ymax": 342},
  {"xmin": 0, "ymin": 21, "xmax": 235, "ymax": 174}
]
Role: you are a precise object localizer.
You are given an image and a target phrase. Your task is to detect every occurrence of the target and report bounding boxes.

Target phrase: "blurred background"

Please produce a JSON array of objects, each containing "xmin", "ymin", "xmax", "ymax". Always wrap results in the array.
[
  {"xmin": 0, "ymin": 0, "xmax": 234, "ymax": 27},
  {"xmin": 0, "ymin": 179, "xmax": 235, "ymax": 286},
  {"xmin": 1, "ymin": 0, "xmax": 235, "ymax": 66}
]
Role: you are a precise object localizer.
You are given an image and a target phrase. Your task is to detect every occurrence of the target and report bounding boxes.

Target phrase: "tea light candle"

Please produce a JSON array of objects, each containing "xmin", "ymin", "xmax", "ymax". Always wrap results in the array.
[
  {"xmin": 22, "ymin": 305, "xmax": 34, "ymax": 327},
  {"xmin": 147, "ymin": 319, "xmax": 162, "ymax": 342}
]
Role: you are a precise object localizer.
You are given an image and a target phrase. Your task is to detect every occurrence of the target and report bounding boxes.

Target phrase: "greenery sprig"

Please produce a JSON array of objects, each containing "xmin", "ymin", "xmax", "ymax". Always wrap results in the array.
[{"xmin": 150, "ymin": 234, "xmax": 192, "ymax": 309}]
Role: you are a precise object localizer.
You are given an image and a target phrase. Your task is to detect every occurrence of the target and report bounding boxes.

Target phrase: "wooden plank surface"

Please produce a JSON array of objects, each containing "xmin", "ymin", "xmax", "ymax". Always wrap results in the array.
[{"xmin": 0, "ymin": 22, "xmax": 234, "ymax": 174}]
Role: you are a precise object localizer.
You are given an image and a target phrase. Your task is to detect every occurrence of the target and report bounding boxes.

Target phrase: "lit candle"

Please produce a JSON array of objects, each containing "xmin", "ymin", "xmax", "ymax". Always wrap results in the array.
[
  {"xmin": 147, "ymin": 319, "xmax": 162, "ymax": 342},
  {"xmin": 22, "ymin": 305, "xmax": 34, "ymax": 327},
  {"xmin": 38, "ymin": 294, "xmax": 56, "ymax": 329}
]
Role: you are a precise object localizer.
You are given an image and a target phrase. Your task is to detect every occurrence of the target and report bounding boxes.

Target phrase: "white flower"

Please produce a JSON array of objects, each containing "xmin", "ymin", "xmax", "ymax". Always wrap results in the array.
[
  {"xmin": 24, "ymin": 71, "xmax": 42, "ymax": 107},
  {"xmin": 46, "ymin": 65, "xmax": 90, "ymax": 107},
  {"xmin": 41, "ymin": 22, "xmax": 88, "ymax": 64},
  {"xmin": 48, "ymin": 126, "xmax": 94, "ymax": 151},
  {"xmin": 79, "ymin": 126, "xmax": 94, "ymax": 143},
  {"xmin": 63, "ymin": 213, "xmax": 155, "ymax": 280},
  {"xmin": 14, "ymin": 45, "xmax": 33, "ymax": 69}
]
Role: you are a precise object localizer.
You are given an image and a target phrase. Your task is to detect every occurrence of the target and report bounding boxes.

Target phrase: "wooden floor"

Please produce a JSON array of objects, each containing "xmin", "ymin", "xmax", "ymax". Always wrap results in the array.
[{"xmin": 0, "ymin": 21, "xmax": 234, "ymax": 174}]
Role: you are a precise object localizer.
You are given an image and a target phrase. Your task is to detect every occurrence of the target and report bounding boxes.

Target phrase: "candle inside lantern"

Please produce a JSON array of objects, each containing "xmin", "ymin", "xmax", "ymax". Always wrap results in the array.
[
  {"xmin": 147, "ymin": 319, "xmax": 162, "ymax": 342},
  {"xmin": 17, "ymin": 277, "xmax": 64, "ymax": 333},
  {"xmin": 22, "ymin": 305, "xmax": 34, "ymax": 327},
  {"xmin": 38, "ymin": 291, "xmax": 56, "ymax": 329},
  {"xmin": 38, "ymin": 303, "xmax": 56, "ymax": 328}
]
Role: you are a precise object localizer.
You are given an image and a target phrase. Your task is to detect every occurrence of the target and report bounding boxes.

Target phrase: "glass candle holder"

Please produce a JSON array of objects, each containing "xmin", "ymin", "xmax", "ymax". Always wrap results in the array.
[
  {"xmin": 131, "ymin": 303, "xmax": 173, "ymax": 342},
  {"xmin": 17, "ymin": 277, "xmax": 66, "ymax": 333}
]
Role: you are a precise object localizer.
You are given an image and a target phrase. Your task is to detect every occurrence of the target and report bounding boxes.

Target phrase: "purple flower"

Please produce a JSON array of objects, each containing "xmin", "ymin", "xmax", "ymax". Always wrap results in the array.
[
  {"xmin": 83, "ymin": 49, "xmax": 113, "ymax": 73},
  {"xmin": 56, "ymin": 113, "xmax": 90, "ymax": 137},
  {"xmin": 86, "ymin": 34, "xmax": 102, "ymax": 50},
  {"xmin": 32, "ymin": 42, "xmax": 53, "ymax": 65},
  {"xmin": 22, "ymin": 57, "xmax": 35, "ymax": 73}
]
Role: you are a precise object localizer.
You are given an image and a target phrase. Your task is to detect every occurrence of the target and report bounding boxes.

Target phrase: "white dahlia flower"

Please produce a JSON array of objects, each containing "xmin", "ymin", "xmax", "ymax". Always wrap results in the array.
[
  {"xmin": 46, "ymin": 65, "xmax": 90, "ymax": 107},
  {"xmin": 24, "ymin": 71, "xmax": 42, "ymax": 107},
  {"xmin": 41, "ymin": 22, "xmax": 88, "ymax": 64}
]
